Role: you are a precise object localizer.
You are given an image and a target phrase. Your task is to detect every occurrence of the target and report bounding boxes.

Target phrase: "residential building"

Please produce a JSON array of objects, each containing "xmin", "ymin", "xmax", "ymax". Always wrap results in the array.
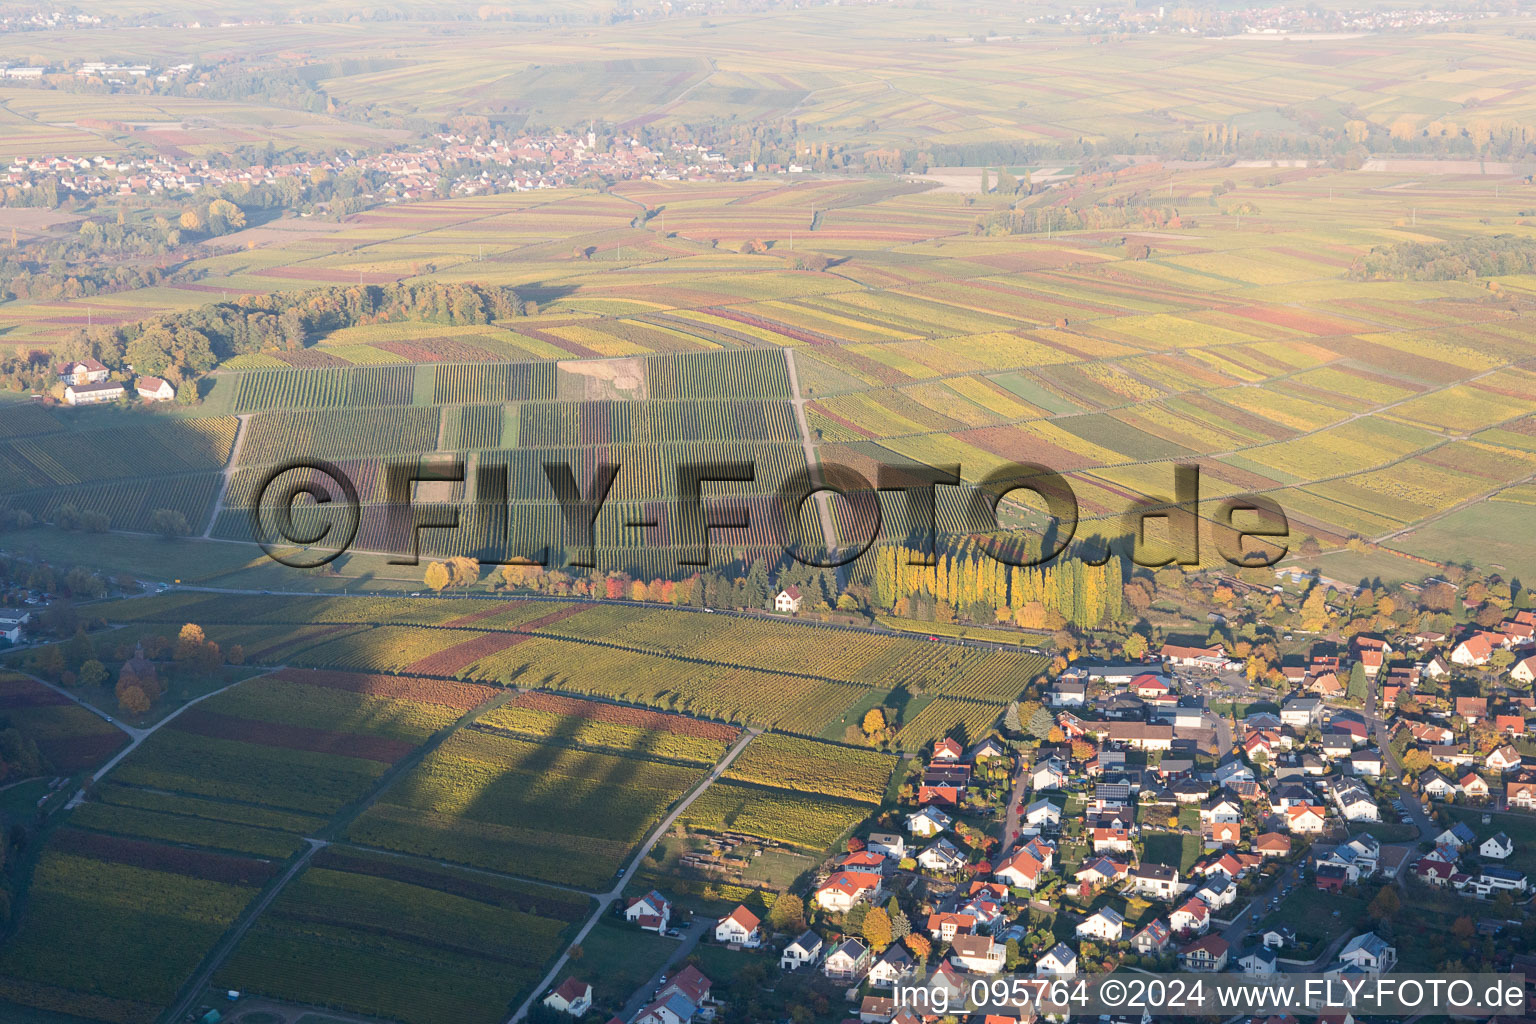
[
  {"xmin": 543, "ymin": 978, "xmax": 592, "ymax": 1017},
  {"xmin": 781, "ymin": 930, "xmax": 823, "ymax": 970},
  {"xmin": 715, "ymin": 905, "xmax": 761, "ymax": 947}
]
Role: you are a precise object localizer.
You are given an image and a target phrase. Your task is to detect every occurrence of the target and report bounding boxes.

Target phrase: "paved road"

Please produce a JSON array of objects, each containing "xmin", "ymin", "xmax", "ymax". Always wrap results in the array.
[
  {"xmin": 783, "ymin": 348, "xmax": 837, "ymax": 555},
  {"xmin": 505, "ymin": 727, "xmax": 761, "ymax": 1024},
  {"xmin": 1001, "ymin": 751, "xmax": 1030, "ymax": 853},
  {"xmin": 617, "ymin": 918, "xmax": 710, "ymax": 1022},
  {"xmin": 1364, "ymin": 671, "xmax": 1436, "ymax": 842},
  {"xmin": 1220, "ymin": 862, "xmax": 1302, "ymax": 949}
]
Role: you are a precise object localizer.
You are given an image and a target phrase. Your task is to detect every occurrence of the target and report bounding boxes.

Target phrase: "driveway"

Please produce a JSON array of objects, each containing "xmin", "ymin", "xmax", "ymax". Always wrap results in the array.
[{"xmin": 617, "ymin": 918, "xmax": 711, "ymax": 1022}]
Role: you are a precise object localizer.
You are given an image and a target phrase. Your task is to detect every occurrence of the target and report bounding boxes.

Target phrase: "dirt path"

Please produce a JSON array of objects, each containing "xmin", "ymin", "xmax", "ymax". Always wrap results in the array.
[
  {"xmin": 784, "ymin": 348, "xmax": 838, "ymax": 555},
  {"xmin": 504, "ymin": 727, "xmax": 761, "ymax": 1024},
  {"xmin": 203, "ymin": 413, "xmax": 250, "ymax": 539}
]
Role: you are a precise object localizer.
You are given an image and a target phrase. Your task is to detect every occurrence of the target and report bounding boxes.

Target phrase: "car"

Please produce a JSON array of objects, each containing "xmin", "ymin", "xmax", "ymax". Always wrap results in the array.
[{"xmin": 105, "ymin": 716, "xmax": 113, "ymax": 723}]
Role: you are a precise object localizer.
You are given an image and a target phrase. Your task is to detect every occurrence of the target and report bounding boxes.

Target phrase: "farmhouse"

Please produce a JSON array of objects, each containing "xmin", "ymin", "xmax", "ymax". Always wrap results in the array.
[
  {"xmin": 773, "ymin": 587, "xmax": 803, "ymax": 613},
  {"xmin": 135, "ymin": 375, "xmax": 175, "ymax": 402}
]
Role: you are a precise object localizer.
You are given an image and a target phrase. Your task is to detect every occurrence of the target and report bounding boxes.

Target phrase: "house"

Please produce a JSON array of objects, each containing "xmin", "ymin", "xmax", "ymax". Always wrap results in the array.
[
  {"xmin": 1170, "ymin": 897, "xmax": 1210, "ymax": 936},
  {"xmin": 1280, "ymin": 696, "xmax": 1324, "ymax": 731},
  {"xmin": 1051, "ymin": 679, "xmax": 1087, "ymax": 707},
  {"xmin": 1075, "ymin": 856, "xmax": 1129, "ymax": 887},
  {"xmin": 950, "ymin": 933, "xmax": 1006, "ymax": 974},
  {"xmin": 1179, "ymin": 935, "xmax": 1229, "ymax": 973},
  {"xmin": 624, "ymin": 891, "xmax": 671, "ymax": 932},
  {"xmin": 1508, "ymin": 776, "xmax": 1536, "ymax": 810},
  {"xmin": 1331, "ymin": 779, "xmax": 1379, "ymax": 822},
  {"xmin": 1105, "ymin": 722, "xmax": 1173, "ymax": 751},
  {"xmin": 0, "ymin": 608, "xmax": 30, "ymax": 645},
  {"xmin": 1495, "ymin": 714, "xmax": 1526, "ymax": 736},
  {"xmin": 1161, "ymin": 643, "xmax": 1225, "ymax": 667},
  {"xmin": 1131, "ymin": 918, "xmax": 1172, "ymax": 955},
  {"xmin": 1035, "ymin": 942, "xmax": 1078, "ymax": 976},
  {"xmin": 1075, "ymin": 907, "xmax": 1125, "ymax": 942},
  {"xmin": 1204, "ymin": 821, "xmax": 1241, "ymax": 848},
  {"xmin": 1414, "ymin": 858, "xmax": 1455, "ymax": 886},
  {"xmin": 657, "ymin": 967, "xmax": 711, "ymax": 1012},
  {"xmin": 64, "ymin": 380, "xmax": 125, "ymax": 405},
  {"xmin": 1452, "ymin": 637, "xmax": 1493, "ymax": 668},
  {"xmin": 773, "ymin": 587, "xmax": 803, "ymax": 613},
  {"xmin": 1255, "ymin": 832, "xmax": 1292, "ymax": 858},
  {"xmin": 1261, "ymin": 925, "xmax": 1296, "ymax": 949},
  {"xmin": 933, "ymin": 737, "xmax": 964, "ymax": 761},
  {"xmin": 917, "ymin": 837, "xmax": 968, "ymax": 875},
  {"xmin": 633, "ymin": 992, "xmax": 698, "ymax": 1024},
  {"xmin": 1129, "ymin": 863, "xmax": 1182, "ymax": 900},
  {"xmin": 1487, "ymin": 745, "xmax": 1523, "ymax": 774},
  {"xmin": 1513, "ymin": 655, "xmax": 1536, "ymax": 685},
  {"xmin": 926, "ymin": 912, "xmax": 975, "ymax": 943},
  {"xmin": 1133, "ymin": 674, "xmax": 1172, "ymax": 698},
  {"xmin": 59, "ymin": 358, "xmax": 109, "ymax": 385},
  {"xmin": 135, "ymin": 375, "xmax": 175, "ymax": 402},
  {"xmin": 1481, "ymin": 832, "xmax": 1514, "ymax": 860},
  {"xmin": 907, "ymin": 806, "xmax": 952, "ymax": 837},
  {"xmin": 715, "ymin": 905, "xmax": 761, "ymax": 947},
  {"xmin": 815, "ymin": 871, "xmax": 882, "ymax": 913},
  {"xmin": 1473, "ymin": 866, "xmax": 1528, "ymax": 895},
  {"xmin": 1285, "ymin": 805, "xmax": 1327, "ymax": 834},
  {"xmin": 1420, "ymin": 770, "xmax": 1457, "ymax": 800},
  {"xmin": 866, "ymin": 832, "xmax": 907, "ymax": 860},
  {"xmin": 1201, "ymin": 793, "xmax": 1243, "ymax": 824},
  {"xmin": 1348, "ymin": 749, "xmax": 1383, "ymax": 777},
  {"xmin": 970, "ymin": 737, "xmax": 1008, "ymax": 761},
  {"xmin": 781, "ymin": 930, "xmax": 823, "ymax": 970},
  {"xmin": 823, "ymin": 938, "xmax": 872, "ymax": 981},
  {"xmin": 1031, "ymin": 757, "xmax": 1070, "ymax": 791},
  {"xmin": 1238, "ymin": 947, "xmax": 1277, "ymax": 975},
  {"xmin": 868, "ymin": 944, "xmax": 916, "ymax": 988},
  {"xmin": 1091, "ymin": 827, "xmax": 1135, "ymax": 854},
  {"xmin": 1314, "ymin": 863, "xmax": 1350, "ymax": 893},
  {"xmin": 993, "ymin": 844, "xmax": 1050, "ymax": 890},
  {"xmin": 1460, "ymin": 772, "xmax": 1491, "ymax": 801},
  {"xmin": 1023, "ymin": 799, "xmax": 1061, "ymax": 832},
  {"xmin": 859, "ymin": 995, "xmax": 896, "ymax": 1024},
  {"xmin": 543, "ymin": 978, "xmax": 593, "ymax": 1017},
  {"xmin": 1336, "ymin": 932, "xmax": 1397, "ymax": 974}
]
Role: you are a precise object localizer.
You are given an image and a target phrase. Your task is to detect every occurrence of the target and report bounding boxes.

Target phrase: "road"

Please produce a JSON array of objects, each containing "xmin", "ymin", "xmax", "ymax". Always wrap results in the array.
[
  {"xmin": 617, "ymin": 918, "xmax": 710, "ymax": 1023},
  {"xmin": 1219, "ymin": 861, "xmax": 1302, "ymax": 950},
  {"xmin": 19, "ymin": 669, "xmax": 268, "ymax": 810},
  {"xmin": 1001, "ymin": 750, "xmax": 1031, "ymax": 852},
  {"xmin": 504, "ymin": 727, "xmax": 761, "ymax": 1024},
  {"xmin": 1364, "ymin": 670, "xmax": 1436, "ymax": 842}
]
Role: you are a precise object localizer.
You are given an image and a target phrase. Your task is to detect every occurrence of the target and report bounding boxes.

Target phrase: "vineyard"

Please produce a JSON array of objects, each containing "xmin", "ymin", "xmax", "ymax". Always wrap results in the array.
[
  {"xmin": 347, "ymin": 727, "xmax": 708, "ymax": 888},
  {"xmin": 232, "ymin": 364, "xmax": 418, "ymax": 412},
  {"xmin": 722, "ymin": 732, "xmax": 896, "ymax": 803},
  {"xmin": 0, "ymin": 673, "xmax": 128, "ymax": 772},
  {"xmin": 213, "ymin": 851, "xmax": 585, "ymax": 1024}
]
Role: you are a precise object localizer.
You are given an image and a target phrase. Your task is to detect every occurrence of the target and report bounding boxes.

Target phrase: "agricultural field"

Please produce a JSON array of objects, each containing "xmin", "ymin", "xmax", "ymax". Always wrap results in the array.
[
  {"xmin": 0, "ymin": 673, "xmax": 128, "ymax": 773},
  {"xmin": 213, "ymin": 848, "xmax": 588, "ymax": 1024},
  {"xmin": 345, "ymin": 725, "xmax": 709, "ymax": 889},
  {"xmin": 90, "ymin": 593, "xmax": 1035, "ymax": 747}
]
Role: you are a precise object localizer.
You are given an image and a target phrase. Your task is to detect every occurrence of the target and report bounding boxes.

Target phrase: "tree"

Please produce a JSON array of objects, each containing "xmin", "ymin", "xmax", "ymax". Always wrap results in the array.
[
  {"xmin": 861, "ymin": 906, "xmax": 892, "ymax": 951},
  {"xmin": 1347, "ymin": 662, "xmax": 1368, "ymax": 702},
  {"xmin": 176, "ymin": 623, "xmax": 206, "ymax": 660},
  {"xmin": 904, "ymin": 933, "xmax": 931, "ymax": 960},
  {"xmin": 768, "ymin": 892, "xmax": 806, "ymax": 934},
  {"xmin": 1401, "ymin": 748, "xmax": 1431, "ymax": 776},
  {"xmin": 1452, "ymin": 916, "xmax": 1476, "ymax": 941},
  {"xmin": 424, "ymin": 561, "xmax": 451, "ymax": 592},
  {"xmin": 886, "ymin": 897, "xmax": 910, "ymax": 941},
  {"xmin": 1368, "ymin": 886, "xmax": 1400, "ymax": 921},
  {"xmin": 77, "ymin": 660, "xmax": 107, "ymax": 688},
  {"xmin": 115, "ymin": 681, "xmax": 150, "ymax": 715},
  {"xmin": 862, "ymin": 708, "xmax": 887, "ymax": 737},
  {"xmin": 149, "ymin": 508, "xmax": 190, "ymax": 539},
  {"xmin": 1003, "ymin": 701, "xmax": 1022, "ymax": 734}
]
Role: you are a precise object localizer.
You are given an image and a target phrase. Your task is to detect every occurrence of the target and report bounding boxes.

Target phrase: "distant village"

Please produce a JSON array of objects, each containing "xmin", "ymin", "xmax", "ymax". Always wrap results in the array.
[{"xmin": 4, "ymin": 130, "xmax": 769, "ymax": 205}]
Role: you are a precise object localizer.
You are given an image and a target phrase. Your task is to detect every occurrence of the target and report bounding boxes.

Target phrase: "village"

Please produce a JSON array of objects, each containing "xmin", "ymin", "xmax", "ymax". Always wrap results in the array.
[
  {"xmin": 4, "ymin": 130, "xmax": 768, "ymax": 206},
  {"xmin": 537, "ymin": 578, "xmax": 1536, "ymax": 1024}
]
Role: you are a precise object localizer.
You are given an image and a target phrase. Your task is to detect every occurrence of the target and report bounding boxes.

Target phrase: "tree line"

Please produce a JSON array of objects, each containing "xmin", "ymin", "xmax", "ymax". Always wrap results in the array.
[{"xmin": 1349, "ymin": 235, "xmax": 1536, "ymax": 281}]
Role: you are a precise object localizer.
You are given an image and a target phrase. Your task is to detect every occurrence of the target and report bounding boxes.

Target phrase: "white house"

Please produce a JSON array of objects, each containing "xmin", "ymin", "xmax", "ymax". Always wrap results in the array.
[
  {"xmin": 0, "ymin": 608, "xmax": 30, "ymax": 645},
  {"xmin": 59, "ymin": 358, "xmax": 109, "ymax": 386},
  {"xmin": 773, "ymin": 586, "xmax": 803, "ymax": 613},
  {"xmin": 866, "ymin": 832, "xmax": 907, "ymax": 860},
  {"xmin": 624, "ymin": 891, "xmax": 671, "ymax": 932},
  {"xmin": 1513, "ymin": 655, "xmax": 1536, "ymax": 685},
  {"xmin": 1031, "ymin": 757, "xmax": 1070, "ymax": 791},
  {"xmin": 907, "ymin": 806, "xmax": 952, "ymax": 837},
  {"xmin": 1129, "ymin": 863, "xmax": 1182, "ymax": 900},
  {"xmin": 1481, "ymin": 832, "xmax": 1514, "ymax": 860},
  {"xmin": 715, "ymin": 905, "xmax": 761, "ymax": 947},
  {"xmin": 781, "ymin": 930, "xmax": 823, "ymax": 970},
  {"xmin": 815, "ymin": 870, "xmax": 882, "ymax": 913},
  {"xmin": 917, "ymin": 837, "xmax": 967, "ymax": 874},
  {"xmin": 868, "ymin": 943, "xmax": 916, "ymax": 988},
  {"xmin": 823, "ymin": 938, "xmax": 872, "ymax": 981},
  {"xmin": 1170, "ymin": 897, "xmax": 1210, "ymax": 936},
  {"xmin": 1331, "ymin": 779, "xmax": 1379, "ymax": 822},
  {"xmin": 1023, "ymin": 799, "xmax": 1061, "ymax": 832},
  {"xmin": 543, "ymin": 978, "xmax": 592, "ymax": 1017},
  {"xmin": 135, "ymin": 375, "xmax": 175, "ymax": 402},
  {"xmin": 1335, "ymin": 932, "xmax": 1397, "ymax": 974},
  {"xmin": 950, "ymin": 933, "xmax": 1006, "ymax": 974},
  {"xmin": 1035, "ymin": 942, "xmax": 1078, "ymax": 976},
  {"xmin": 1075, "ymin": 907, "xmax": 1125, "ymax": 943}
]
